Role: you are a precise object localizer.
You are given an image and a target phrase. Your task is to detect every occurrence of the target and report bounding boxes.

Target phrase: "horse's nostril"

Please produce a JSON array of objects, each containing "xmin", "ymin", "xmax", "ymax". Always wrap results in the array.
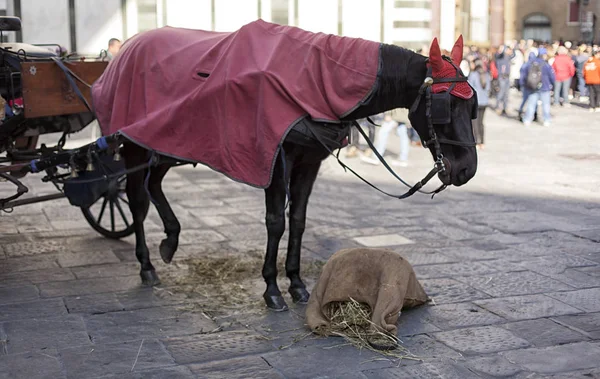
[{"xmin": 457, "ymin": 168, "xmax": 469, "ymax": 184}]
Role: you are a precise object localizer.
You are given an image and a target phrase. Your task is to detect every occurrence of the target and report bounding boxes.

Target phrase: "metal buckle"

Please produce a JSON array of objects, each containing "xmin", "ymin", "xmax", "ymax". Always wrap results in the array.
[{"xmin": 435, "ymin": 154, "xmax": 446, "ymax": 173}]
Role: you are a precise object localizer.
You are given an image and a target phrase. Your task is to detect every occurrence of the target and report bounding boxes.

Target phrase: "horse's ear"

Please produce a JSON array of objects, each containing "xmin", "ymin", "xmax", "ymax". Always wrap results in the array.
[
  {"xmin": 451, "ymin": 35, "xmax": 464, "ymax": 65},
  {"xmin": 429, "ymin": 37, "xmax": 443, "ymax": 73}
]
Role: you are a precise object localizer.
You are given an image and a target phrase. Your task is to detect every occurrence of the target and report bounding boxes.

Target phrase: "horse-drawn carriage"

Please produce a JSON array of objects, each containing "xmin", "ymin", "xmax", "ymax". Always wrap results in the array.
[{"xmin": 0, "ymin": 16, "xmax": 136, "ymax": 239}]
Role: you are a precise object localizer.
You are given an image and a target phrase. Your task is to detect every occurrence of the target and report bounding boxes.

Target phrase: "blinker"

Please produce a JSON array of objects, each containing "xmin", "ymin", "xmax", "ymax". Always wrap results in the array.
[{"xmin": 430, "ymin": 92, "xmax": 452, "ymax": 125}]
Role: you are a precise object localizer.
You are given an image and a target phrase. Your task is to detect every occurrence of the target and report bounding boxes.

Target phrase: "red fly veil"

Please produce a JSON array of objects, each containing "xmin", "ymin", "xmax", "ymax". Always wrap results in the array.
[{"xmin": 429, "ymin": 36, "xmax": 473, "ymax": 99}]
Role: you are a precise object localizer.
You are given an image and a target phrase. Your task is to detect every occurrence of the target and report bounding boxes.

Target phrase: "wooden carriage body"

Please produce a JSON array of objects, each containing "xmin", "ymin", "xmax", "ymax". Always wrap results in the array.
[{"xmin": 20, "ymin": 60, "xmax": 107, "ymax": 119}]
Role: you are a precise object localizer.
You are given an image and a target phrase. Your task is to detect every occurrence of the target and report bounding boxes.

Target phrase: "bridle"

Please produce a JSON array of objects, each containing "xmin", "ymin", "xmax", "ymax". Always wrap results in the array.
[
  {"xmin": 408, "ymin": 55, "xmax": 478, "ymax": 178},
  {"xmin": 306, "ymin": 55, "xmax": 477, "ymax": 200}
]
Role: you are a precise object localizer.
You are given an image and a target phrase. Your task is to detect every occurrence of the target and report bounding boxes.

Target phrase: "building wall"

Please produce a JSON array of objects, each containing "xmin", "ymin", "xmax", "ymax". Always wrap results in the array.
[
  {"xmin": 75, "ymin": 0, "xmax": 123, "ymax": 54},
  {"xmin": 508, "ymin": 0, "xmax": 600, "ymax": 43},
  {"xmin": 19, "ymin": 0, "xmax": 71, "ymax": 50},
  {"xmin": 6, "ymin": 0, "xmax": 600, "ymax": 56},
  {"xmin": 2, "ymin": 0, "xmax": 501, "ymax": 55}
]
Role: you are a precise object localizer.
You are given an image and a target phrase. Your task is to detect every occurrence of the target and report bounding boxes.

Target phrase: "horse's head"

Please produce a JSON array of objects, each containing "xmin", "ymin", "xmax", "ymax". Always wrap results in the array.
[{"xmin": 408, "ymin": 36, "xmax": 478, "ymax": 187}]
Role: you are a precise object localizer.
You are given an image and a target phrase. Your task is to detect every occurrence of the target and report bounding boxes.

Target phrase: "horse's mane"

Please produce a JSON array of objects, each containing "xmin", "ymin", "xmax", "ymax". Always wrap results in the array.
[{"xmin": 343, "ymin": 43, "xmax": 427, "ymax": 120}]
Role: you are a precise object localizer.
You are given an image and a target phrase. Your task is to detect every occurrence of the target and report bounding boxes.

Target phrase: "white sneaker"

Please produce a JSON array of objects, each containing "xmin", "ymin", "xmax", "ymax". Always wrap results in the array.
[
  {"xmin": 590, "ymin": 108, "xmax": 596, "ymax": 113},
  {"xmin": 523, "ymin": 121, "xmax": 532, "ymax": 127},
  {"xmin": 359, "ymin": 155, "xmax": 380, "ymax": 165},
  {"xmin": 581, "ymin": 96, "xmax": 590, "ymax": 103},
  {"xmin": 596, "ymin": 108, "xmax": 600, "ymax": 113},
  {"xmin": 543, "ymin": 121, "xmax": 551, "ymax": 127}
]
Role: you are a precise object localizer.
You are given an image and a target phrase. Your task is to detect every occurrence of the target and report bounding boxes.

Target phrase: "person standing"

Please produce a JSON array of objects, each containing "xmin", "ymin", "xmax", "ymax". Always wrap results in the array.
[
  {"xmin": 468, "ymin": 60, "xmax": 491, "ymax": 150},
  {"xmin": 520, "ymin": 48, "xmax": 555, "ymax": 127},
  {"xmin": 583, "ymin": 49, "xmax": 600, "ymax": 112},
  {"xmin": 360, "ymin": 113, "xmax": 409, "ymax": 167},
  {"xmin": 576, "ymin": 45, "xmax": 590, "ymax": 100},
  {"xmin": 107, "ymin": 38, "xmax": 122, "ymax": 60},
  {"xmin": 494, "ymin": 46, "xmax": 513, "ymax": 116},
  {"xmin": 552, "ymin": 46, "xmax": 576, "ymax": 106}
]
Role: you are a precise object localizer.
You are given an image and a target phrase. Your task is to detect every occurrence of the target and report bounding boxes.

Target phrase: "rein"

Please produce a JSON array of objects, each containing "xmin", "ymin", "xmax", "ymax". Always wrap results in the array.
[{"xmin": 307, "ymin": 55, "xmax": 476, "ymax": 200}]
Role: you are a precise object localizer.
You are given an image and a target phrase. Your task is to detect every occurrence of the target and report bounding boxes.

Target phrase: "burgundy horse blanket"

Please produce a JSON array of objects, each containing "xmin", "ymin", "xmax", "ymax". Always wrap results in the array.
[{"xmin": 92, "ymin": 20, "xmax": 380, "ymax": 187}]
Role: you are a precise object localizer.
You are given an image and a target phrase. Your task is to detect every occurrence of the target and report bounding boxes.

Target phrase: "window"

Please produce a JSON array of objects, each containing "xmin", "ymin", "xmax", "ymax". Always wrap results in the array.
[
  {"xmin": 138, "ymin": 0, "xmax": 157, "ymax": 32},
  {"xmin": 394, "ymin": 1, "xmax": 431, "ymax": 9},
  {"xmin": 523, "ymin": 13, "xmax": 552, "ymax": 42},
  {"xmin": 271, "ymin": 0, "xmax": 289, "ymax": 25},
  {"xmin": 568, "ymin": 0, "xmax": 580, "ymax": 24}
]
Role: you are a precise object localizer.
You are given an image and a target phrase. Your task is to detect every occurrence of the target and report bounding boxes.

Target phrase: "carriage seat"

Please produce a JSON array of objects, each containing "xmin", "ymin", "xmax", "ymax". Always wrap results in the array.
[
  {"xmin": 0, "ymin": 42, "xmax": 58, "ymax": 58},
  {"xmin": 0, "ymin": 16, "xmax": 21, "ymax": 32}
]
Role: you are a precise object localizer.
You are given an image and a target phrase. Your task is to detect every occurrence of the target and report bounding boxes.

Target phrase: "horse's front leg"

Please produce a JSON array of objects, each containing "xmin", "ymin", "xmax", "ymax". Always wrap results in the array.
[
  {"xmin": 286, "ymin": 161, "xmax": 321, "ymax": 304},
  {"xmin": 262, "ymin": 154, "xmax": 292, "ymax": 311}
]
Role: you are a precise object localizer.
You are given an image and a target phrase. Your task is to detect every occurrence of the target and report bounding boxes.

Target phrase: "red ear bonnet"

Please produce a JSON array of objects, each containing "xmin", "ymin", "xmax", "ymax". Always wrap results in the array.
[{"xmin": 428, "ymin": 35, "xmax": 473, "ymax": 99}]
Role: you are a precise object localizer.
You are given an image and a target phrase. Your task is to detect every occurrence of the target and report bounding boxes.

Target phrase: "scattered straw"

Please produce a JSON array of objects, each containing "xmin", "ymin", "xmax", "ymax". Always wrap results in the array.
[
  {"xmin": 160, "ymin": 250, "xmax": 325, "ymax": 316},
  {"xmin": 317, "ymin": 298, "xmax": 421, "ymax": 361}
]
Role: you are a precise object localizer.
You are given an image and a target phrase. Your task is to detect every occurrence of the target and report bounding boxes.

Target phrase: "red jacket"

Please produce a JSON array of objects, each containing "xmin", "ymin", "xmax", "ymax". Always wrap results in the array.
[
  {"xmin": 552, "ymin": 55, "xmax": 575, "ymax": 82},
  {"xmin": 583, "ymin": 57, "xmax": 600, "ymax": 85}
]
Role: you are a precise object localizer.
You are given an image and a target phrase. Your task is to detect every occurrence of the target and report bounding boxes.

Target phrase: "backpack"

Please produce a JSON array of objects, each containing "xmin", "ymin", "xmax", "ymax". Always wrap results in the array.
[{"xmin": 526, "ymin": 61, "xmax": 543, "ymax": 90}]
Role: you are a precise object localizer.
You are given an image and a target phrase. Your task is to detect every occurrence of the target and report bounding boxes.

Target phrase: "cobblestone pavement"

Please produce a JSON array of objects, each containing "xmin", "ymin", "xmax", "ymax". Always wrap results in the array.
[{"xmin": 1, "ymin": 94, "xmax": 599, "ymax": 378}]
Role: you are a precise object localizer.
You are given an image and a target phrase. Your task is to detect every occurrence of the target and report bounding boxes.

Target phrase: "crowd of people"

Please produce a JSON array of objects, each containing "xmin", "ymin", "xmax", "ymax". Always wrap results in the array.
[
  {"xmin": 460, "ymin": 39, "xmax": 600, "ymax": 130},
  {"xmin": 354, "ymin": 38, "xmax": 600, "ymax": 165}
]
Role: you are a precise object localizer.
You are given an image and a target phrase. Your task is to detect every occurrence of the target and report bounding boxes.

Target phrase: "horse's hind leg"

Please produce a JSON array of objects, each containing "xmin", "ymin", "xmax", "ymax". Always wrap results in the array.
[
  {"xmin": 286, "ymin": 161, "xmax": 320, "ymax": 304},
  {"xmin": 262, "ymin": 155, "xmax": 292, "ymax": 311},
  {"xmin": 122, "ymin": 143, "xmax": 159, "ymax": 285},
  {"xmin": 147, "ymin": 163, "xmax": 180, "ymax": 264}
]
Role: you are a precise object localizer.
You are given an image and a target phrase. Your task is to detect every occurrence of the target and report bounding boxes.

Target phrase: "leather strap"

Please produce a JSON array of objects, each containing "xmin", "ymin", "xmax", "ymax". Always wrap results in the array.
[{"xmin": 306, "ymin": 121, "xmax": 443, "ymax": 200}]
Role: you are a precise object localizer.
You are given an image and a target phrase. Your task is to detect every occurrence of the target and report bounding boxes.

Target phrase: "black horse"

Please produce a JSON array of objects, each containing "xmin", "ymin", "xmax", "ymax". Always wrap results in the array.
[{"xmin": 122, "ymin": 35, "xmax": 478, "ymax": 311}]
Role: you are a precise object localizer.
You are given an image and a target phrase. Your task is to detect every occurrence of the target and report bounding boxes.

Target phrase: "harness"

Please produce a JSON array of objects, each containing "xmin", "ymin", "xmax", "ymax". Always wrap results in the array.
[{"xmin": 309, "ymin": 55, "xmax": 477, "ymax": 200}]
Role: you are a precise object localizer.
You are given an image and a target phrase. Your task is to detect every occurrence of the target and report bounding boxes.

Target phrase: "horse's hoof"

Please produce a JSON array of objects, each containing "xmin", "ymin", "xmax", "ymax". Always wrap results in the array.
[
  {"xmin": 264, "ymin": 293, "xmax": 289, "ymax": 312},
  {"xmin": 289, "ymin": 287, "xmax": 310, "ymax": 304},
  {"xmin": 140, "ymin": 269, "xmax": 161, "ymax": 286},
  {"xmin": 159, "ymin": 239, "xmax": 177, "ymax": 264}
]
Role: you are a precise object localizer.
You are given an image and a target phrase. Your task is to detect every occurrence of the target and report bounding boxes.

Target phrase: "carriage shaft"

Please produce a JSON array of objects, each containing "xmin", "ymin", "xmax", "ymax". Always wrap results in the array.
[{"xmin": 1, "ymin": 192, "xmax": 65, "ymax": 210}]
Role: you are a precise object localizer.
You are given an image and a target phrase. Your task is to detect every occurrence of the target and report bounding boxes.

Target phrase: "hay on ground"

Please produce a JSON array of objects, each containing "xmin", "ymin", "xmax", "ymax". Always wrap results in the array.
[{"xmin": 318, "ymin": 298, "xmax": 420, "ymax": 360}]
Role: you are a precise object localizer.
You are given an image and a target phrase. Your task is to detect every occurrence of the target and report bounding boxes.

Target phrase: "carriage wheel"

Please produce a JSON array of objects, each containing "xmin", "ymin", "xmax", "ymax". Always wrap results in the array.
[{"xmin": 80, "ymin": 173, "xmax": 145, "ymax": 239}]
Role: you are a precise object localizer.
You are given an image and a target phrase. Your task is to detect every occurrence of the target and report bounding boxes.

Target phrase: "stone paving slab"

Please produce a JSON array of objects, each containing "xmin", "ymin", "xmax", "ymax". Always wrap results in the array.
[
  {"xmin": 419, "ymin": 278, "xmax": 492, "ymax": 304},
  {"xmin": 0, "ymin": 349, "xmax": 65, "ymax": 379},
  {"xmin": 0, "ymin": 284, "xmax": 39, "ymax": 304},
  {"xmin": 84, "ymin": 305, "xmax": 217, "ymax": 344},
  {"xmin": 433, "ymin": 325, "xmax": 530, "ymax": 355},
  {"xmin": 546, "ymin": 288, "xmax": 600, "ymax": 312},
  {"xmin": 59, "ymin": 339, "xmax": 175, "ymax": 378},
  {"xmin": 474, "ymin": 294, "xmax": 583, "ymax": 321},
  {"xmin": 2, "ymin": 314, "xmax": 91, "ymax": 354},
  {"xmin": 188, "ymin": 355, "xmax": 285, "ymax": 379},
  {"xmin": 422, "ymin": 302, "xmax": 505, "ymax": 329},
  {"xmin": 464, "ymin": 355, "xmax": 526, "ymax": 378},
  {"xmin": 362, "ymin": 361, "xmax": 481, "ymax": 379},
  {"xmin": 38, "ymin": 275, "xmax": 142, "ymax": 298},
  {"xmin": 1, "ymin": 100, "xmax": 600, "ymax": 377},
  {"xmin": 552, "ymin": 313, "xmax": 600, "ymax": 339},
  {"xmin": 0, "ymin": 298, "xmax": 67, "ymax": 322},
  {"xmin": 95, "ymin": 366, "xmax": 197, "ymax": 379},
  {"xmin": 260, "ymin": 340, "xmax": 397, "ymax": 378},
  {"xmin": 501, "ymin": 342, "xmax": 600, "ymax": 374},
  {"xmin": 163, "ymin": 330, "xmax": 274, "ymax": 365},
  {"xmin": 460, "ymin": 270, "xmax": 574, "ymax": 297},
  {"xmin": 499, "ymin": 318, "xmax": 590, "ymax": 347}
]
